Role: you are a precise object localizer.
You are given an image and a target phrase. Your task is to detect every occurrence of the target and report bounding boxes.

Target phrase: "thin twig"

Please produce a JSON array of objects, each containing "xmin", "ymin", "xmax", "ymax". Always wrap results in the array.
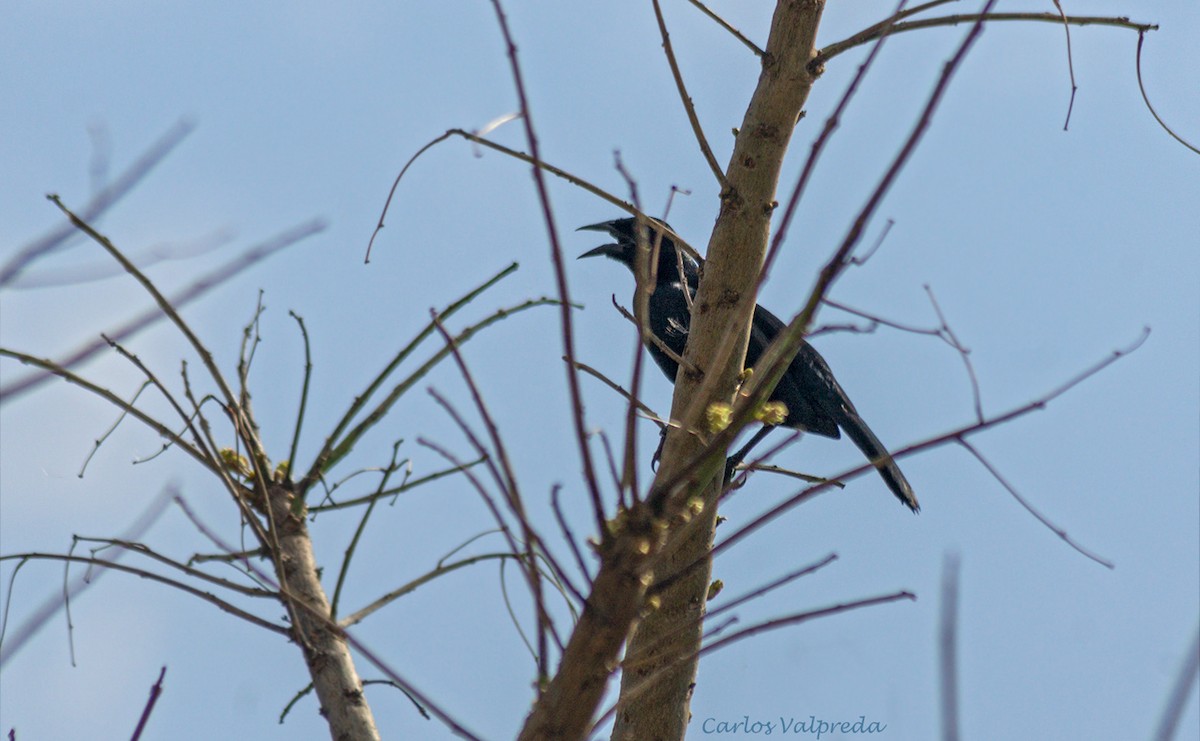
[
  {"xmin": 822, "ymin": 298, "xmax": 943, "ymax": 337},
  {"xmin": 701, "ymin": 553, "xmax": 837, "ymax": 621},
  {"xmin": 78, "ymin": 380, "xmax": 151, "ymax": 477},
  {"xmin": 702, "ymin": 591, "xmax": 916, "ymax": 656},
  {"xmin": 73, "ymin": 537, "xmax": 276, "ymax": 598},
  {"xmin": 1152, "ymin": 622, "xmax": 1200, "ymax": 741},
  {"xmin": 368, "ymin": 128, "xmax": 702, "ymax": 261},
  {"xmin": 550, "ymin": 485, "xmax": 593, "ymax": 590},
  {"xmin": 340, "ymin": 551, "xmax": 515, "ymax": 628},
  {"xmin": 303, "ymin": 262, "xmax": 516, "ymax": 485},
  {"xmin": 1, "ymin": 219, "xmax": 325, "ymax": 403},
  {"xmin": 762, "ymin": 0, "xmax": 905, "ymax": 318},
  {"xmin": 330, "ymin": 442, "xmax": 405, "ymax": 620},
  {"xmin": 286, "ymin": 310, "xmax": 313, "ymax": 478},
  {"xmin": 958, "ymin": 440, "xmax": 1114, "ymax": 568},
  {"xmin": 652, "ymin": 0, "xmax": 727, "ymax": 187},
  {"xmin": 102, "ymin": 333, "xmax": 216, "ymax": 464},
  {"xmin": 814, "ymin": 13, "xmax": 1157, "ymax": 69},
  {"xmin": 712, "ymin": 328, "xmax": 1148, "ymax": 565},
  {"xmin": 569, "ymin": 358, "xmax": 664, "ymax": 430},
  {"xmin": 489, "ymin": 0, "xmax": 609, "ymax": 538},
  {"xmin": 0, "ymin": 349, "xmax": 214, "ymax": 472},
  {"xmin": 0, "ymin": 119, "xmax": 195, "ymax": 288},
  {"xmin": 939, "ymin": 553, "xmax": 961, "ymax": 741},
  {"xmin": 924, "ymin": 285, "xmax": 982, "ymax": 423},
  {"xmin": 611, "ymin": 156, "xmax": 653, "ymax": 502},
  {"xmin": 429, "ymin": 311, "xmax": 557, "ymax": 681},
  {"xmin": 308, "ymin": 458, "xmax": 484, "ymax": 513},
  {"xmin": 683, "ymin": 0, "xmax": 764, "ymax": 56},
  {"xmin": 1135, "ymin": 32, "xmax": 1199, "ymax": 155},
  {"xmin": 312, "ymin": 293, "xmax": 560, "ymax": 482},
  {"xmin": 594, "ymin": 590, "xmax": 916, "ymax": 734},
  {"xmin": 610, "ymin": 295, "xmax": 699, "ymax": 377},
  {"xmin": 1049, "ymin": 0, "xmax": 1078, "ymax": 131},
  {"xmin": 417, "ymin": 432, "xmax": 521, "ymax": 574},
  {"xmin": 850, "ymin": 219, "xmax": 895, "ymax": 266},
  {"xmin": 0, "ymin": 488, "xmax": 174, "ymax": 667},
  {"xmin": 0, "ymin": 553, "xmax": 287, "ymax": 635},
  {"xmin": 128, "ymin": 666, "xmax": 167, "ymax": 741}
]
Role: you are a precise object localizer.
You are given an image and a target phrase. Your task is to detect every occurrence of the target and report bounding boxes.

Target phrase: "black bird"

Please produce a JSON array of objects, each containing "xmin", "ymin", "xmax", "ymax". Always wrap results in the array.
[{"xmin": 579, "ymin": 217, "xmax": 918, "ymax": 512}]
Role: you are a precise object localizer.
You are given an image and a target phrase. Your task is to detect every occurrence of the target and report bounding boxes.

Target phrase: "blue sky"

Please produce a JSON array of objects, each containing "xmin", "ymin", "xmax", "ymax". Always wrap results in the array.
[{"xmin": 2, "ymin": 2, "xmax": 1197, "ymax": 740}]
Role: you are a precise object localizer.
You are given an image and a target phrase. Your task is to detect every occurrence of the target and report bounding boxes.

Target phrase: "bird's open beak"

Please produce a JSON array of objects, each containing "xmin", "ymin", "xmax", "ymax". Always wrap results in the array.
[
  {"xmin": 577, "ymin": 221, "xmax": 621, "ymax": 259},
  {"xmin": 578, "ymin": 244, "xmax": 620, "ymax": 260},
  {"xmin": 575, "ymin": 220, "xmax": 618, "ymax": 234}
]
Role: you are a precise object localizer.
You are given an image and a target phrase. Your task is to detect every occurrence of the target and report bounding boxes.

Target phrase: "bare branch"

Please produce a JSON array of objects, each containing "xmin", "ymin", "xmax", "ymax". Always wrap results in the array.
[
  {"xmin": 0, "ymin": 348, "xmax": 215, "ymax": 473},
  {"xmin": 129, "ymin": 666, "xmax": 167, "ymax": 741},
  {"xmin": 568, "ymin": 357, "xmax": 664, "ymax": 429},
  {"xmin": 429, "ymin": 311, "xmax": 558, "ymax": 682},
  {"xmin": 683, "ymin": 0, "xmax": 764, "ymax": 56},
  {"xmin": 939, "ymin": 553, "xmax": 961, "ymax": 741},
  {"xmin": 340, "ymin": 551, "xmax": 516, "ymax": 629},
  {"xmin": 1135, "ymin": 32, "xmax": 1199, "ymax": 155},
  {"xmin": 308, "ymin": 457, "xmax": 484, "ymax": 513},
  {"xmin": 924, "ymin": 285, "xmax": 983, "ymax": 423},
  {"xmin": 713, "ymin": 329, "xmax": 1148, "ymax": 564},
  {"xmin": 1, "ymin": 218, "xmax": 324, "ymax": 403},
  {"xmin": 1049, "ymin": 0, "xmax": 1078, "ymax": 130},
  {"xmin": 0, "ymin": 553, "xmax": 288, "ymax": 636},
  {"xmin": 0, "ymin": 488, "xmax": 174, "ymax": 667},
  {"xmin": 652, "ymin": 0, "xmax": 727, "ymax": 187},
  {"xmin": 958, "ymin": 440, "xmax": 1114, "ymax": 568},
  {"xmin": 330, "ymin": 442, "xmax": 405, "ymax": 620},
  {"xmin": 814, "ymin": 12, "xmax": 1157, "ymax": 69},
  {"xmin": 762, "ymin": 0, "xmax": 905, "ymax": 284},
  {"xmin": 701, "ymin": 553, "xmax": 838, "ymax": 621},
  {"xmin": 595, "ymin": 590, "xmax": 917, "ymax": 734},
  {"xmin": 285, "ymin": 310, "xmax": 313, "ymax": 477},
  {"xmin": 45, "ymin": 197, "xmax": 250, "ymax": 447},
  {"xmin": 1152, "ymin": 622, "xmax": 1200, "ymax": 741},
  {"xmin": 0, "ymin": 119, "xmax": 195, "ymax": 288}
]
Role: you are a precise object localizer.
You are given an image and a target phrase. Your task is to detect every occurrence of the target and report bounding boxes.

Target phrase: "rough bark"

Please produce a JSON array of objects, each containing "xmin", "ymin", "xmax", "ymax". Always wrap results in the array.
[
  {"xmin": 517, "ymin": 511, "xmax": 661, "ymax": 741},
  {"xmin": 267, "ymin": 483, "xmax": 381, "ymax": 741},
  {"xmin": 611, "ymin": 2, "xmax": 827, "ymax": 739},
  {"xmin": 516, "ymin": 3, "xmax": 826, "ymax": 739}
]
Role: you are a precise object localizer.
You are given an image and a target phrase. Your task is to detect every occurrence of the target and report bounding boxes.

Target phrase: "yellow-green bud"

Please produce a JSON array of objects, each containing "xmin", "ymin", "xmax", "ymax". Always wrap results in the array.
[
  {"xmin": 706, "ymin": 402, "xmax": 733, "ymax": 432},
  {"xmin": 757, "ymin": 401, "xmax": 789, "ymax": 426},
  {"xmin": 219, "ymin": 448, "xmax": 251, "ymax": 477}
]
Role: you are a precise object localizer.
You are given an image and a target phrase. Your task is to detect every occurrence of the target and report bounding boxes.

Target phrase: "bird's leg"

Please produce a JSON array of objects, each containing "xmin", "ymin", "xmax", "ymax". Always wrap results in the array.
[
  {"xmin": 650, "ymin": 425, "xmax": 667, "ymax": 471},
  {"xmin": 725, "ymin": 425, "xmax": 776, "ymax": 483}
]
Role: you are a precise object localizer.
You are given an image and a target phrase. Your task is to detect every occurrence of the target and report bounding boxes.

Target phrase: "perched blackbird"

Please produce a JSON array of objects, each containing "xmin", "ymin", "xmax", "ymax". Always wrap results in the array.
[{"xmin": 579, "ymin": 217, "xmax": 918, "ymax": 511}]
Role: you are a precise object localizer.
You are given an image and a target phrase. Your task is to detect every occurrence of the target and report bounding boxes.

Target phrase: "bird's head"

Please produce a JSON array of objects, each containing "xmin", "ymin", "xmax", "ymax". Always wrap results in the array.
[{"xmin": 577, "ymin": 217, "xmax": 697, "ymax": 284}]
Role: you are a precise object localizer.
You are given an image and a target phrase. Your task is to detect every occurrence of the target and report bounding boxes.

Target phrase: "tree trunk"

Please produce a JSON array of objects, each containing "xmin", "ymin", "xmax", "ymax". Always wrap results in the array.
[
  {"xmin": 268, "ymin": 483, "xmax": 381, "ymax": 741},
  {"xmin": 611, "ymin": 2, "xmax": 827, "ymax": 738}
]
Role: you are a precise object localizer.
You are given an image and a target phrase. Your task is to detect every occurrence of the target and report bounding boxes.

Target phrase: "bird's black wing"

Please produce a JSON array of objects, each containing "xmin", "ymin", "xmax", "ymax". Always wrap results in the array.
[
  {"xmin": 642, "ymin": 278, "xmax": 694, "ymax": 382},
  {"xmin": 746, "ymin": 304, "xmax": 841, "ymax": 438},
  {"xmin": 748, "ymin": 303, "xmax": 918, "ymax": 510}
]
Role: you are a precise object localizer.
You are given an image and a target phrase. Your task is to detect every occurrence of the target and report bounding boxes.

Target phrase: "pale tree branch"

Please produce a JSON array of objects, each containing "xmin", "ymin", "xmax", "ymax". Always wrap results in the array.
[
  {"xmin": 652, "ymin": 0, "xmax": 727, "ymax": 187},
  {"xmin": 0, "ymin": 119, "xmax": 195, "ymax": 288},
  {"xmin": 940, "ymin": 553, "xmax": 962, "ymax": 741},
  {"xmin": 813, "ymin": 12, "xmax": 1157, "ymax": 70}
]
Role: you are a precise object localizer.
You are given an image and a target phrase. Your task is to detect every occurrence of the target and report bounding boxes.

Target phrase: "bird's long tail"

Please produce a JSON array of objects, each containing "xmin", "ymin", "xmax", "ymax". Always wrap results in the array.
[{"xmin": 836, "ymin": 409, "xmax": 919, "ymax": 512}]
